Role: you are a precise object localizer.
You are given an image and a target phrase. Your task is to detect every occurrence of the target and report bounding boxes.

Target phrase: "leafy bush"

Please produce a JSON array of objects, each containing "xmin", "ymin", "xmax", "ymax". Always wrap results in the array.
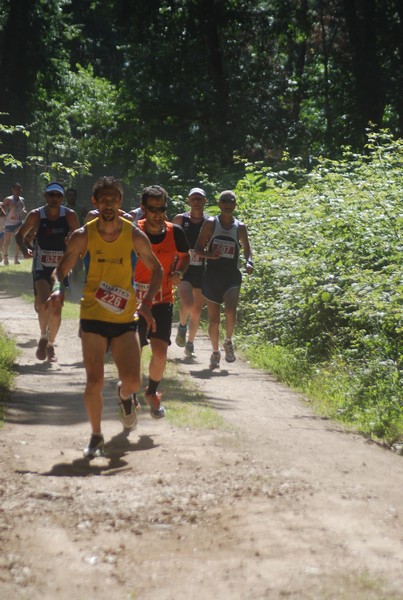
[
  {"xmin": 0, "ymin": 326, "xmax": 19, "ymax": 409},
  {"xmin": 235, "ymin": 130, "xmax": 403, "ymax": 443}
]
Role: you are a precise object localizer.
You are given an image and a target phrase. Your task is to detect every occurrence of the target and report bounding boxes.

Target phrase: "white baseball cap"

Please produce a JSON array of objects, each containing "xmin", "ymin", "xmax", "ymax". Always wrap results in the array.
[{"xmin": 188, "ymin": 187, "xmax": 206, "ymax": 197}]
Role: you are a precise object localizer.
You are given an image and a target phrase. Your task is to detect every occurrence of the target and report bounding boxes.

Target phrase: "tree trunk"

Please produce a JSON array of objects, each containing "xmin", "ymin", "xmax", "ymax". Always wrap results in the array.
[{"xmin": 342, "ymin": 0, "xmax": 385, "ymax": 132}]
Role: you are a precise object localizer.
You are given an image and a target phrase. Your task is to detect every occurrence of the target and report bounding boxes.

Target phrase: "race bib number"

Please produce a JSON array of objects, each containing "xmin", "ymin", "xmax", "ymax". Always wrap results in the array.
[
  {"xmin": 135, "ymin": 281, "xmax": 162, "ymax": 303},
  {"xmin": 94, "ymin": 281, "xmax": 130, "ymax": 313},
  {"xmin": 41, "ymin": 250, "xmax": 64, "ymax": 267},
  {"xmin": 189, "ymin": 249, "xmax": 203, "ymax": 266},
  {"xmin": 212, "ymin": 239, "xmax": 236, "ymax": 259}
]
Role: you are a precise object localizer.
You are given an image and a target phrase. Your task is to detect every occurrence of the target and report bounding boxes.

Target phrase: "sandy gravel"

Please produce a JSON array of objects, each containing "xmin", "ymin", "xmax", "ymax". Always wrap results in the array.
[{"xmin": 0, "ymin": 278, "xmax": 403, "ymax": 600}]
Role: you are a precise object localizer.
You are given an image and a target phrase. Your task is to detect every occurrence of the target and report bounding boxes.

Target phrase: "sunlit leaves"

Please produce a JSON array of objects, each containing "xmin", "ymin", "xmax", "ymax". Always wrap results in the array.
[{"xmin": 236, "ymin": 130, "xmax": 402, "ymax": 440}]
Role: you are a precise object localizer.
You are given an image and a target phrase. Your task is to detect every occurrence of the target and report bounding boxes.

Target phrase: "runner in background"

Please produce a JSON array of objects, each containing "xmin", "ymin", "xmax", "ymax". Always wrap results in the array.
[
  {"xmin": 0, "ymin": 183, "xmax": 26, "ymax": 265},
  {"xmin": 134, "ymin": 185, "xmax": 190, "ymax": 417},
  {"xmin": 0, "ymin": 204, "xmax": 5, "ymax": 262},
  {"xmin": 194, "ymin": 190, "xmax": 254, "ymax": 370},
  {"xmin": 15, "ymin": 182, "xmax": 80, "ymax": 362},
  {"xmin": 173, "ymin": 187, "xmax": 210, "ymax": 358}
]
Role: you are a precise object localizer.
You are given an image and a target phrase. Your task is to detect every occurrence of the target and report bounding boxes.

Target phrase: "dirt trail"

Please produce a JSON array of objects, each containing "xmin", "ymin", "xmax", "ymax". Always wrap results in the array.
[{"xmin": 1, "ymin": 281, "xmax": 403, "ymax": 600}]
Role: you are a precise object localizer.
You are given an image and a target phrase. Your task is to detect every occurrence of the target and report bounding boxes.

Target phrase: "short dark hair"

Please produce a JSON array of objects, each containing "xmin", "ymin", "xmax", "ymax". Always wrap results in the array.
[
  {"xmin": 92, "ymin": 176, "xmax": 123, "ymax": 200},
  {"xmin": 141, "ymin": 185, "xmax": 167, "ymax": 207},
  {"xmin": 218, "ymin": 190, "xmax": 236, "ymax": 202}
]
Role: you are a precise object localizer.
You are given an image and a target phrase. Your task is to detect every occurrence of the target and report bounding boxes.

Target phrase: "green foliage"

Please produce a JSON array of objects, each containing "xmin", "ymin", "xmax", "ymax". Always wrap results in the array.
[
  {"xmin": 236, "ymin": 130, "xmax": 403, "ymax": 443},
  {"xmin": 0, "ymin": 325, "xmax": 19, "ymax": 414},
  {"xmin": 29, "ymin": 63, "xmax": 118, "ymax": 177},
  {"xmin": 0, "ymin": 120, "xmax": 30, "ymax": 173}
]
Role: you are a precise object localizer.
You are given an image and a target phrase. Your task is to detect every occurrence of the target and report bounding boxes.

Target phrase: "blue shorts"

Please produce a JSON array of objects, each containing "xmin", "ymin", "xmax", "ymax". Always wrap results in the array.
[
  {"xmin": 138, "ymin": 302, "xmax": 173, "ymax": 347},
  {"xmin": 202, "ymin": 268, "xmax": 242, "ymax": 304},
  {"xmin": 5, "ymin": 223, "xmax": 21, "ymax": 233}
]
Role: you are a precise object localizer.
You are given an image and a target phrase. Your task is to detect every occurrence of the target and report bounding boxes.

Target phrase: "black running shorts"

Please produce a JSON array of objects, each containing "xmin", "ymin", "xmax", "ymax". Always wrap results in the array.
[
  {"xmin": 202, "ymin": 268, "xmax": 242, "ymax": 304},
  {"xmin": 138, "ymin": 302, "xmax": 173, "ymax": 347}
]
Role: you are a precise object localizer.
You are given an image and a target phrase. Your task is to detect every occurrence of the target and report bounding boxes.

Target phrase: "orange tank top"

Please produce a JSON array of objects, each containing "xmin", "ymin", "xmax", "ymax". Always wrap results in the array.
[{"xmin": 134, "ymin": 221, "xmax": 178, "ymax": 304}]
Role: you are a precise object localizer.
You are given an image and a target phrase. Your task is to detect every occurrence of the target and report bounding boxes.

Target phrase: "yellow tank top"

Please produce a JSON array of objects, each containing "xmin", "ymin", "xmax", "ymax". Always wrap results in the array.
[{"xmin": 81, "ymin": 218, "xmax": 138, "ymax": 322}]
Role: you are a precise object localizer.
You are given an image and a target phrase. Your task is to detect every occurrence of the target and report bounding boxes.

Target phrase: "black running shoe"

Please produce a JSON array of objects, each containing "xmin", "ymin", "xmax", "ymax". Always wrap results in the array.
[
  {"xmin": 83, "ymin": 434, "xmax": 105, "ymax": 459},
  {"xmin": 117, "ymin": 381, "xmax": 138, "ymax": 429}
]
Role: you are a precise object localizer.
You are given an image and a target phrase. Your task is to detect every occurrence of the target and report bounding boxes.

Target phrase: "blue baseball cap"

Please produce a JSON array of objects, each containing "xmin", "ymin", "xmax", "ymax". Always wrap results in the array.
[{"xmin": 45, "ymin": 182, "xmax": 64, "ymax": 195}]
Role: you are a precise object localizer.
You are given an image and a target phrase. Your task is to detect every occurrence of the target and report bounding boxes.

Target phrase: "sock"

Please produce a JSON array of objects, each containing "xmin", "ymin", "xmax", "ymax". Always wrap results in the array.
[
  {"xmin": 147, "ymin": 378, "xmax": 159, "ymax": 395},
  {"xmin": 224, "ymin": 337, "xmax": 232, "ymax": 344},
  {"xmin": 119, "ymin": 388, "xmax": 132, "ymax": 401}
]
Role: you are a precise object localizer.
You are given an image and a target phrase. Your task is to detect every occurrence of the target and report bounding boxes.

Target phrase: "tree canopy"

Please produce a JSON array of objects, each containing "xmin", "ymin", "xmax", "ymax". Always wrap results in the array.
[{"xmin": 0, "ymin": 0, "xmax": 402, "ymax": 194}]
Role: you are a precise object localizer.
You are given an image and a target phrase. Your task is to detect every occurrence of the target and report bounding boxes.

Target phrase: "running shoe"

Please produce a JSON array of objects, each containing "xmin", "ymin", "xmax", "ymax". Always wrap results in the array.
[
  {"xmin": 144, "ymin": 387, "xmax": 166, "ymax": 419},
  {"xmin": 117, "ymin": 381, "xmax": 138, "ymax": 429},
  {"xmin": 175, "ymin": 324, "xmax": 187, "ymax": 347},
  {"xmin": 3, "ymin": 255, "xmax": 9, "ymax": 266},
  {"xmin": 184, "ymin": 341, "xmax": 195, "ymax": 358},
  {"xmin": 223, "ymin": 339, "xmax": 236, "ymax": 363},
  {"xmin": 209, "ymin": 351, "xmax": 221, "ymax": 370},
  {"xmin": 83, "ymin": 433, "xmax": 105, "ymax": 459},
  {"xmin": 46, "ymin": 344, "xmax": 57, "ymax": 362},
  {"xmin": 36, "ymin": 337, "xmax": 48, "ymax": 360},
  {"xmin": 14, "ymin": 259, "xmax": 20, "ymax": 265}
]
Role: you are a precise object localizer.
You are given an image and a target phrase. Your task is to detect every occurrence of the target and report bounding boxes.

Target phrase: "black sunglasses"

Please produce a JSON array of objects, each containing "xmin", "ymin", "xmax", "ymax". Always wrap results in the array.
[
  {"xmin": 220, "ymin": 197, "xmax": 236, "ymax": 205},
  {"xmin": 146, "ymin": 205, "xmax": 167, "ymax": 213},
  {"xmin": 47, "ymin": 192, "xmax": 63, "ymax": 198}
]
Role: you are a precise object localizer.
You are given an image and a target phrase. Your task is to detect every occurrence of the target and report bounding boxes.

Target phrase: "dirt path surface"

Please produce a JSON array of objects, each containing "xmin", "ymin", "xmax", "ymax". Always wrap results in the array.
[{"xmin": 1, "ymin": 284, "xmax": 403, "ymax": 600}]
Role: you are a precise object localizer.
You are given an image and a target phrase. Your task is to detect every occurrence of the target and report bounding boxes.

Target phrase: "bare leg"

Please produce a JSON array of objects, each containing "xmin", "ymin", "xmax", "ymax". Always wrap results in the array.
[
  {"xmin": 81, "ymin": 331, "xmax": 107, "ymax": 434},
  {"xmin": 178, "ymin": 280, "xmax": 193, "ymax": 327},
  {"xmin": 188, "ymin": 288, "xmax": 204, "ymax": 343},
  {"xmin": 110, "ymin": 331, "xmax": 142, "ymax": 397},
  {"xmin": 148, "ymin": 337, "xmax": 169, "ymax": 382},
  {"xmin": 34, "ymin": 279, "xmax": 63, "ymax": 345},
  {"xmin": 206, "ymin": 300, "xmax": 221, "ymax": 352},
  {"xmin": 3, "ymin": 231, "xmax": 12, "ymax": 262},
  {"xmin": 223, "ymin": 286, "xmax": 240, "ymax": 339}
]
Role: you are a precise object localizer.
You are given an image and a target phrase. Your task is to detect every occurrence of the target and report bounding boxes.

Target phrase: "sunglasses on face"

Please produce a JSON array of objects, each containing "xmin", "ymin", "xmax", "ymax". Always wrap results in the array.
[
  {"xmin": 220, "ymin": 197, "xmax": 236, "ymax": 205},
  {"xmin": 146, "ymin": 205, "xmax": 167, "ymax": 213},
  {"xmin": 47, "ymin": 192, "xmax": 63, "ymax": 198}
]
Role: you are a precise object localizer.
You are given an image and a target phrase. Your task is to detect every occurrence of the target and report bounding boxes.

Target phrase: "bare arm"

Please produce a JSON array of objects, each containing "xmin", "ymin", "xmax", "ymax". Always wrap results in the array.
[
  {"xmin": 15, "ymin": 210, "xmax": 40, "ymax": 257},
  {"xmin": 132, "ymin": 227, "xmax": 163, "ymax": 328},
  {"xmin": 84, "ymin": 209, "xmax": 98, "ymax": 224},
  {"xmin": 175, "ymin": 251, "xmax": 190, "ymax": 273},
  {"xmin": 238, "ymin": 222, "xmax": 254, "ymax": 274},
  {"xmin": 172, "ymin": 214, "xmax": 183, "ymax": 226},
  {"xmin": 0, "ymin": 198, "xmax": 10, "ymax": 212},
  {"xmin": 122, "ymin": 212, "xmax": 134, "ymax": 222},
  {"xmin": 47, "ymin": 228, "xmax": 88, "ymax": 308},
  {"xmin": 194, "ymin": 219, "xmax": 220, "ymax": 259}
]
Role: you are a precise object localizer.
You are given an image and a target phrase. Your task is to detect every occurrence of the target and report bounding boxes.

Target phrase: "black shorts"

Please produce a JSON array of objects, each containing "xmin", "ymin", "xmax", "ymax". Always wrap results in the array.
[
  {"xmin": 80, "ymin": 318, "xmax": 138, "ymax": 344},
  {"xmin": 182, "ymin": 265, "xmax": 204, "ymax": 289},
  {"xmin": 33, "ymin": 268, "xmax": 69, "ymax": 294},
  {"xmin": 202, "ymin": 268, "xmax": 242, "ymax": 304},
  {"xmin": 138, "ymin": 302, "xmax": 173, "ymax": 347}
]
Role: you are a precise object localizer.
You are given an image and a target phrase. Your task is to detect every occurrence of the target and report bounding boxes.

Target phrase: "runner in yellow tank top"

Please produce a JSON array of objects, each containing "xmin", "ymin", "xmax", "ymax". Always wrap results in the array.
[
  {"xmin": 81, "ymin": 218, "xmax": 138, "ymax": 323},
  {"xmin": 47, "ymin": 176, "xmax": 163, "ymax": 458}
]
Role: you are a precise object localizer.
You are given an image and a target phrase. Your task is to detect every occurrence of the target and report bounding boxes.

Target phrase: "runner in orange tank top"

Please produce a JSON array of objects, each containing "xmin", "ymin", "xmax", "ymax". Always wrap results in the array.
[{"xmin": 134, "ymin": 185, "xmax": 190, "ymax": 418}]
